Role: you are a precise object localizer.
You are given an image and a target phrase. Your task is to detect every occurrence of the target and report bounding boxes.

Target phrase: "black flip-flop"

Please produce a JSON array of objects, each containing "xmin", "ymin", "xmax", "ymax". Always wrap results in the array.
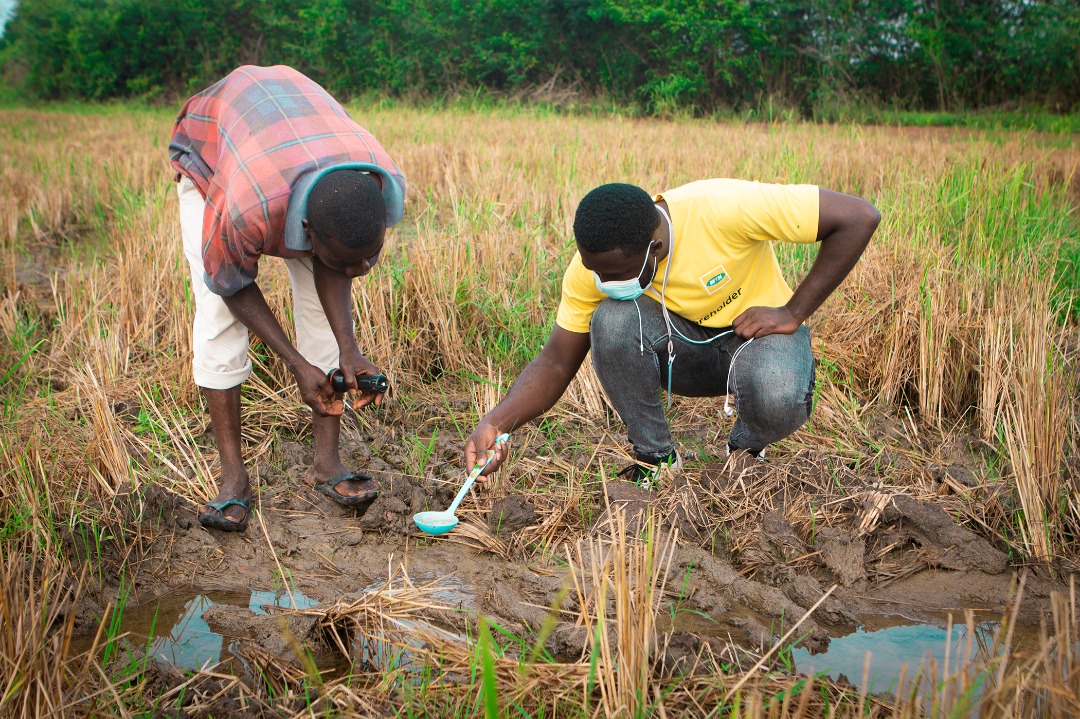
[
  {"xmin": 199, "ymin": 497, "xmax": 252, "ymax": 532},
  {"xmin": 315, "ymin": 472, "xmax": 380, "ymax": 507}
]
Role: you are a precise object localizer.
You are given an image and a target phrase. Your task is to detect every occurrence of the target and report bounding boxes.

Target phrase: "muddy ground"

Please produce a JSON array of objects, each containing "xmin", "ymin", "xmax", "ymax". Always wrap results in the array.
[{"xmin": 66, "ymin": 397, "xmax": 1071, "ymax": 694}]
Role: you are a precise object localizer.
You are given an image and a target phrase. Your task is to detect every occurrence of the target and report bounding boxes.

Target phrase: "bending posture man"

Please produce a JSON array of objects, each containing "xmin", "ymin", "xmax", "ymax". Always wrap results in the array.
[
  {"xmin": 465, "ymin": 180, "xmax": 879, "ymax": 486},
  {"xmin": 170, "ymin": 65, "xmax": 406, "ymax": 531}
]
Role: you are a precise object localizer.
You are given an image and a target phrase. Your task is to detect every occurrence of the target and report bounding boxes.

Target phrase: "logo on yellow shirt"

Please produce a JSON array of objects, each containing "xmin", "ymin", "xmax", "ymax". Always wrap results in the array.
[{"xmin": 699, "ymin": 264, "xmax": 731, "ymax": 295}]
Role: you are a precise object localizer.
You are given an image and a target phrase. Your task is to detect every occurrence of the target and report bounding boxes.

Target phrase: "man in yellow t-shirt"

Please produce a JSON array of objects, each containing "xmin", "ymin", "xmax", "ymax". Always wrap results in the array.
[{"xmin": 465, "ymin": 180, "xmax": 880, "ymax": 488}]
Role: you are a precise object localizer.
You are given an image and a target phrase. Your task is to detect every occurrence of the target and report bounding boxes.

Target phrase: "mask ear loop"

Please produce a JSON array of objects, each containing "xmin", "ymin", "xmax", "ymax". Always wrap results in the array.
[{"xmin": 631, "ymin": 256, "xmax": 659, "ymax": 354}]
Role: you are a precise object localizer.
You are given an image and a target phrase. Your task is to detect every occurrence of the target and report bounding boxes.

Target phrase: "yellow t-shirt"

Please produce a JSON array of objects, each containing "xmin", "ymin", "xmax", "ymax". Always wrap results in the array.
[{"xmin": 555, "ymin": 179, "xmax": 819, "ymax": 333}]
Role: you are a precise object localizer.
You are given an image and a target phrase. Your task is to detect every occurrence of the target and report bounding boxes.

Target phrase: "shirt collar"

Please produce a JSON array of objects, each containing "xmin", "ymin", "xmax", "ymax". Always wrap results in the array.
[{"xmin": 284, "ymin": 162, "xmax": 405, "ymax": 251}]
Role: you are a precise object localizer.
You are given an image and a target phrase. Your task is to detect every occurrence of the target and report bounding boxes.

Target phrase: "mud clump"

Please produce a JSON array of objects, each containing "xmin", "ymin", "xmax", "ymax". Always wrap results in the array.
[
  {"xmin": 760, "ymin": 512, "xmax": 808, "ymax": 560},
  {"xmin": 356, "ymin": 476, "xmax": 453, "ymax": 535},
  {"xmin": 487, "ymin": 495, "xmax": 539, "ymax": 535},
  {"xmin": 739, "ymin": 511, "xmax": 809, "ymax": 585},
  {"xmin": 656, "ymin": 474, "xmax": 709, "ymax": 541},
  {"xmin": 594, "ymin": 482, "xmax": 654, "ymax": 535},
  {"xmin": 113, "ymin": 481, "xmax": 197, "ymax": 532},
  {"xmin": 783, "ymin": 575, "xmax": 857, "ymax": 628},
  {"xmin": 548, "ymin": 624, "xmax": 590, "ymax": 660},
  {"xmin": 887, "ymin": 495, "xmax": 1008, "ymax": 574},
  {"xmin": 816, "ymin": 528, "xmax": 867, "ymax": 586}
]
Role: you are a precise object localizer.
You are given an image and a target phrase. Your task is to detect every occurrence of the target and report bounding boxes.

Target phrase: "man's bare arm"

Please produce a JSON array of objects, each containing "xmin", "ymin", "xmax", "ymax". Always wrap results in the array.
[
  {"xmin": 222, "ymin": 283, "xmax": 339, "ymax": 415},
  {"xmin": 464, "ymin": 326, "xmax": 591, "ymax": 474},
  {"xmin": 732, "ymin": 188, "xmax": 880, "ymax": 338}
]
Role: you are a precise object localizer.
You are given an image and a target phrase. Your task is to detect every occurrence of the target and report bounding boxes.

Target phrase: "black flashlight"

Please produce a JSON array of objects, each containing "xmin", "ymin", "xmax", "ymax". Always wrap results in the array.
[{"xmin": 328, "ymin": 369, "xmax": 390, "ymax": 394}]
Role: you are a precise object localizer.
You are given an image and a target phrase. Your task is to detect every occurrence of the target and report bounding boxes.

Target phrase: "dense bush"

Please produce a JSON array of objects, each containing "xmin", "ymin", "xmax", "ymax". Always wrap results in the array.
[{"xmin": 0, "ymin": 0, "xmax": 1076, "ymax": 114}]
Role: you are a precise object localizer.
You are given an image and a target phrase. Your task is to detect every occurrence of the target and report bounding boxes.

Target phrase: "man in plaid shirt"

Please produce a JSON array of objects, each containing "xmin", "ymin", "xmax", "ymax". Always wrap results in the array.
[{"xmin": 170, "ymin": 65, "xmax": 406, "ymax": 532}]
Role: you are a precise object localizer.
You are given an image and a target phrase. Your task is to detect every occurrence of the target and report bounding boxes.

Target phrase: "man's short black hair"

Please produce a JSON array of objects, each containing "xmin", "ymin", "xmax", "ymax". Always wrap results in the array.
[
  {"xmin": 573, "ymin": 183, "xmax": 659, "ymax": 255},
  {"xmin": 307, "ymin": 170, "xmax": 386, "ymax": 250}
]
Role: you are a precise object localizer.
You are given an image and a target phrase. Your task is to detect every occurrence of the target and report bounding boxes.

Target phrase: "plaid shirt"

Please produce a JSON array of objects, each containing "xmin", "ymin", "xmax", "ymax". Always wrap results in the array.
[{"xmin": 169, "ymin": 65, "xmax": 406, "ymax": 296}]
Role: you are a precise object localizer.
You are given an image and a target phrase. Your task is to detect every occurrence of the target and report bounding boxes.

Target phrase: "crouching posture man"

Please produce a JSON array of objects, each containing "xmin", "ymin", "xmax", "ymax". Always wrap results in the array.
[
  {"xmin": 170, "ymin": 65, "xmax": 406, "ymax": 530},
  {"xmin": 465, "ymin": 180, "xmax": 879, "ymax": 487}
]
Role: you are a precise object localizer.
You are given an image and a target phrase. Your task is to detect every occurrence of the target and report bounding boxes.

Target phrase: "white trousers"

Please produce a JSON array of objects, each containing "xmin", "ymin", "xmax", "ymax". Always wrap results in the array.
[{"xmin": 178, "ymin": 176, "xmax": 343, "ymax": 389}]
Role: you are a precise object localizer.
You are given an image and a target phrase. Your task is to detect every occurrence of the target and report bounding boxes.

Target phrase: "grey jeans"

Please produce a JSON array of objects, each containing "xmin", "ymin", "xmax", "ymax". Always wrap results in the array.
[{"xmin": 589, "ymin": 297, "xmax": 815, "ymax": 457}]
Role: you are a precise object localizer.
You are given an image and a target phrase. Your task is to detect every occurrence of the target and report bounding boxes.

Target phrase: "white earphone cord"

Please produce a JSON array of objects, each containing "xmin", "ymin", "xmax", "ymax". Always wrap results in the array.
[{"xmin": 648, "ymin": 205, "xmax": 753, "ymax": 411}]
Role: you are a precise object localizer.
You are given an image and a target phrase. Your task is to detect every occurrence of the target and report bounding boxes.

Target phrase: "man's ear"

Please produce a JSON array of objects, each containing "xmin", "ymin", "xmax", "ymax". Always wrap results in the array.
[{"xmin": 302, "ymin": 218, "xmax": 317, "ymax": 247}]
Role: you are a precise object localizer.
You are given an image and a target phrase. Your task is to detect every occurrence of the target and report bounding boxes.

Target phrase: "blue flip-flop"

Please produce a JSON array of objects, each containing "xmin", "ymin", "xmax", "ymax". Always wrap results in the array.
[
  {"xmin": 198, "ymin": 498, "xmax": 252, "ymax": 532},
  {"xmin": 315, "ymin": 472, "xmax": 380, "ymax": 507}
]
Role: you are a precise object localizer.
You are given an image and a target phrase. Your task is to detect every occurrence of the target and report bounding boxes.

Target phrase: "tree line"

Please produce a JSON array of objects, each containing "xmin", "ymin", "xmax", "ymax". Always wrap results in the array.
[{"xmin": 1, "ymin": 0, "xmax": 1076, "ymax": 116}]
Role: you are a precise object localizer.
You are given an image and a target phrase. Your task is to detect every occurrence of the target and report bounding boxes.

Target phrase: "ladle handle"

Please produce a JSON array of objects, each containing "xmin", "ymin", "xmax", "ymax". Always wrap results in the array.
[{"xmin": 447, "ymin": 433, "xmax": 510, "ymax": 514}]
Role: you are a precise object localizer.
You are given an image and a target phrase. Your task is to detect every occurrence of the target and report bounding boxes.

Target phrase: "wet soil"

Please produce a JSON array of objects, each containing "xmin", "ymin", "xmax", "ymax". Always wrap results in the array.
[{"xmin": 83, "ymin": 412, "xmax": 1068, "ymax": 694}]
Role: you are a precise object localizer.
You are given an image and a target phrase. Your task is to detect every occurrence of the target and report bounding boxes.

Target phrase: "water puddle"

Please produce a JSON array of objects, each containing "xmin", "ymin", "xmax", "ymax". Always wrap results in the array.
[
  {"xmin": 93, "ymin": 576, "xmax": 1045, "ymax": 704},
  {"xmin": 117, "ymin": 588, "xmax": 318, "ymax": 670},
  {"xmin": 792, "ymin": 613, "xmax": 1032, "ymax": 695},
  {"xmin": 354, "ymin": 573, "xmax": 474, "ymax": 673},
  {"xmin": 107, "ymin": 575, "xmax": 474, "ymax": 673}
]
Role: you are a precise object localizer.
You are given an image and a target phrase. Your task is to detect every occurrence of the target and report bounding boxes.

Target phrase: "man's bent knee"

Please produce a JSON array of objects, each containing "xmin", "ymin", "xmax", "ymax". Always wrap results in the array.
[
  {"xmin": 755, "ymin": 372, "xmax": 813, "ymax": 437},
  {"xmin": 590, "ymin": 299, "xmax": 649, "ymax": 354},
  {"xmin": 731, "ymin": 329, "xmax": 815, "ymax": 443}
]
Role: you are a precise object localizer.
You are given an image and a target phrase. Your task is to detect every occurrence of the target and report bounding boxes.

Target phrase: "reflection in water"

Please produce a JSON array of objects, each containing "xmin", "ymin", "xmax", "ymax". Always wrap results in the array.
[
  {"xmin": 124, "ymin": 589, "xmax": 318, "ymax": 670},
  {"xmin": 147, "ymin": 594, "xmax": 219, "ymax": 669},
  {"xmin": 793, "ymin": 617, "xmax": 999, "ymax": 695},
  {"xmin": 355, "ymin": 574, "xmax": 473, "ymax": 673},
  {"xmin": 125, "ymin": 576, "xmax": 470, "ymax": 673}
]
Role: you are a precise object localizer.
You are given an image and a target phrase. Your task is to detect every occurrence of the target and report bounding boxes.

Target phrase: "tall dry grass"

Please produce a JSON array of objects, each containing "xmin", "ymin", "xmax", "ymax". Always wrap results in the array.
[
  {"xmin": 566, "ymin": 511, "xmax": 678, "ymax": 717},
  {"xmin": 0, "ymin": 105, "xmax": 1078, "ymax": 715},
  {"xmin": 826, "ymin": 248, "xmax": 1074, "ymax": 561},
  {"xmin": 995, "ymin": 273, "xmax": 1071, "ymax": 561},
  {"xmin": 0, "ymin": 536, "xmax": 107, "ymax": 718}
]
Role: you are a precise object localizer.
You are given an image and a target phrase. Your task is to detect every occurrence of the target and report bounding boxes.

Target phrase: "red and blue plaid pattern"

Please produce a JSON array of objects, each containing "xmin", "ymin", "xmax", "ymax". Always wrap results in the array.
[{"xmin": 169, "ymin": 65, "xmax": 405, "ymax": 296}]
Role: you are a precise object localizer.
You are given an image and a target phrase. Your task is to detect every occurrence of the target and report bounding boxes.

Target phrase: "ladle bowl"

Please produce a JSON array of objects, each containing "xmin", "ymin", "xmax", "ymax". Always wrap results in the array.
[
  {"xmin": 412, "ymin": 510, "xmax": 460, "ymax": 535},
  {"xmin": 412, "ymin": 433, "xmax": 510, "ymax": 536}
]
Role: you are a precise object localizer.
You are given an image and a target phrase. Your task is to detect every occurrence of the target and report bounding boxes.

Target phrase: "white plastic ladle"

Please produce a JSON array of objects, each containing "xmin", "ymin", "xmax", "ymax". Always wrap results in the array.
[{"xmin": 413, "ymin": 433, "xmax": 510, "ymax": 535}]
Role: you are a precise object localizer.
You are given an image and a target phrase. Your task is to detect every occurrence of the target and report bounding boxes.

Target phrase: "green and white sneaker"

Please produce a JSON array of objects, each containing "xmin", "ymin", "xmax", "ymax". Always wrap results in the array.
[{"xmin": 618, "ymin": 450, "xmax": 683, "ymax": 490}]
